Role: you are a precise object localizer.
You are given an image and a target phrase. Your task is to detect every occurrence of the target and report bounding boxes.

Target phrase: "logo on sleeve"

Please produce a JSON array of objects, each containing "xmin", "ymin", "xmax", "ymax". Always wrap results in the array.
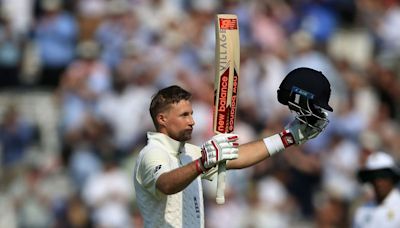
[
  {"xmin": 154, "ymin": 165, "xmax": 162, "ymax": 174},
  {"xmin": 193, "ymin": 197, "xmax": 200, "ymax": 218}
]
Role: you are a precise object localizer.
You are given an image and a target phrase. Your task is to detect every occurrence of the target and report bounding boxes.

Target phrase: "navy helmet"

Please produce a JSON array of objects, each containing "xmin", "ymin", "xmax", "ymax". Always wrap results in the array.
[{"xmin": 277, "ymin": 67, "xmax": 333, "ymax": 130}]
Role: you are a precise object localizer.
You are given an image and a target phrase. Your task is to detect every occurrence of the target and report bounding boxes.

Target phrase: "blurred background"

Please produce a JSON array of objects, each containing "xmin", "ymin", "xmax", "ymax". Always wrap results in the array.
[{"xmin": 0, "ymin": 0, "xmax": 400, "ymax": 227}]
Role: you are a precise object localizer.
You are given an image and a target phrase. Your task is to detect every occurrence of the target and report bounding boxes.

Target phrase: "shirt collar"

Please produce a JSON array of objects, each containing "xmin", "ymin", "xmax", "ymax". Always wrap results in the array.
[
  {"xmin": 382, "ymin": 188, "xmax": 400, "ymax": 205},
  {"xmin": 147, "ymin": 132, "xmax": 185, "ymax": 156}
]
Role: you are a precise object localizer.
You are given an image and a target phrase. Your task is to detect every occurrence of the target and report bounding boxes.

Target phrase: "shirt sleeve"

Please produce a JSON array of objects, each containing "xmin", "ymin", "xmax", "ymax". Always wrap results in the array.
[{"xmin": 137, "ymin": 148, "xmax": 171, "ymax": 198}]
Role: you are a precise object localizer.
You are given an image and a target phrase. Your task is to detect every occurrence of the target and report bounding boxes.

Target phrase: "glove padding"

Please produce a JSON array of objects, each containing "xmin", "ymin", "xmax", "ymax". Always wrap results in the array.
[
  {"xmin": 285, "ymin": 112, "xmax": 328, "ymax": 145},
  {"xmin": 200, "ymin": 133, "xmax": 239, "ymax": 170}
]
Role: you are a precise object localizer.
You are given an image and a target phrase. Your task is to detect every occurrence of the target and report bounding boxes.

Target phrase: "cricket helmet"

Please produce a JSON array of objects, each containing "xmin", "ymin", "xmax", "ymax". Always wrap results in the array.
[
  {"xmin": 358, "ymin": 151, "xmax": 400, "ymax": 183},
  {"xmin": 277, "ymin": 67, "xmax": 333, "ymax": 130}
]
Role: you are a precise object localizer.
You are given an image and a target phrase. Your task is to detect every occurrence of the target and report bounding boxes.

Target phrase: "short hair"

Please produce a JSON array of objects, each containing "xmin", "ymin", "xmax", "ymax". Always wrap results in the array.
[{"xmin": 149, "ymin": 85, "xmax": 192, "ymax": 130}]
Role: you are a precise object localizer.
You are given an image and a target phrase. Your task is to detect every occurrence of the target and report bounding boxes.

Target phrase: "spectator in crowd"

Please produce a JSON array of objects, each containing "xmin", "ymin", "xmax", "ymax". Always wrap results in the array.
[
  {"xmin": 9, "ymin": 164, "xmax": 53, "ymax": 227},
  {"xmin": 374, "ymin": 0, "xmax": 400, "ymax": 70},
  {"xmin": 82, "ymin": 154, "xmax": 133, "ymax": 228},
  {"xmin": 243, "ymin": 163, "xmax": 296, "ymax": 228},
  {"xmin": 57, "ymin": 38, "xmax": 113, "ymax": 178},
  {"xmin": 97, "ymin": 42, "xmax": 156, "ymax": 156},
  {"xmin": 2, "ymin": 0, "xmax": 33, "ymax": 36},
  {"xmin": 75, "ymin": 0, "xmax": 108, "ymax": 40},
  {"xmin": 0, "ymin": 9, "xmax": 23, "ymax": 87},
  {"xmin": 61, "ymin": 193, "xmax": 92, "ymax": 227},
  {"xmin": 354, "ymin": 151, "xmax": 400, "ymax": 227},
  {"xmin": 65, "ymin": 113, "xmax": 112, "ymax": 188},
  {"xmin": 296, "ymin": 0, "xmax": 339, "ymax": 45},
  {"xmin": 33, "ymin": 0, "xmax": 78, "ymax": 88},
  {"xmin": 57, "ymin": 40, "xmax": 111, "ymax": 138},
  {"xmin": 95, "ymin": 0, "xmax": 150, "ymax": 69},
  {"xmin": 315, "ymin": 193, "xmax": 349, "ymax": 228},
  {"xmin": 0, "ymin": 104, "xmax": 38, "ymax": 168},
  {"xmin": 320, "ymin": 133, "xmax": 360, "ymax": 201}
]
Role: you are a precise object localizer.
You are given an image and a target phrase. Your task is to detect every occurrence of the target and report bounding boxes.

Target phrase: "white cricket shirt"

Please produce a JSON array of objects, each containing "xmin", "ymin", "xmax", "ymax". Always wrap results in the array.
[
  {"xmin": 353, "ymin": 188, "xmax": 400, "ymax": 228},
  {"xmin": 134, "ymin": 132, "xmax": 214, "ymax": 228}
]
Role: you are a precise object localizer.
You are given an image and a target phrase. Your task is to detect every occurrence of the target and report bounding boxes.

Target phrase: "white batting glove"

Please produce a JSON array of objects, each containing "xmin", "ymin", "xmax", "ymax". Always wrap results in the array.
[
  {"xmin": 197, "ymin": 134, "xmax": 239, "ymax": 173},
  {"xmin": 284, "ymin": 112, "xmax": 328, "ymax": 145},
  {"xmin": 264, "ymin": 112, "xmax": 328, "ymax": 156}
]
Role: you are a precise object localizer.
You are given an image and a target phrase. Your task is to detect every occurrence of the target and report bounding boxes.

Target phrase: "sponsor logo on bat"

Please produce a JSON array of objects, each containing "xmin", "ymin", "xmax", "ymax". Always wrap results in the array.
[
  {"xmin": 216, "ymin": 69, "xmax": 230, "ymax": 133},
  {"xmin": 219, "ymin": 18, "xmax": 238, "ymax": 30},
  {"xmin": 228, "ymin": 69, "xmax": 239, "ymax": 132}
]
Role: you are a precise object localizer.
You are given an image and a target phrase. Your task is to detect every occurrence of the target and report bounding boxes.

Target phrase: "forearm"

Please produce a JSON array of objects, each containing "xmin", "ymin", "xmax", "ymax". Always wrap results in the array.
[
  {"xmin": 227, "ymin": 132, "xmax": 292, "ymax": 169},
  {"xmin": 156, "ymin": 160, "xmax": 201, "ymax": 195},
  {"xmin": 227, "ymin": 140, "xmax": 270, "ymax": 169}
]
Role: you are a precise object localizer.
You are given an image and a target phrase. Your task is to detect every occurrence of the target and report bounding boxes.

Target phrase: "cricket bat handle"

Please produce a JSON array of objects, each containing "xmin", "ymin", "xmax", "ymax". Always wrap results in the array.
[{"xmin": 216, "ymin": 161, "xmax": 227, "ymax": 204}]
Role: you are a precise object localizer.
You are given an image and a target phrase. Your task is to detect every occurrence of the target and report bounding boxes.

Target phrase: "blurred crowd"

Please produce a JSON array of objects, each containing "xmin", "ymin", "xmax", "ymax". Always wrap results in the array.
[{"xmin": 0, "ymin": 0, "xmax": 400, "ymax": 227}]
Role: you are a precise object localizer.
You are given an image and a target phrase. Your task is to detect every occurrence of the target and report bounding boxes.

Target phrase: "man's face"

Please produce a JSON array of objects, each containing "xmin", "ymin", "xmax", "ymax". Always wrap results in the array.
[
  {"xmin": 370, "ymin": 177, "xmax": 394, "ymax": 203},
  {"xmin": 159, "ymin": 100, "xmax": 195, "ymax": 142}
]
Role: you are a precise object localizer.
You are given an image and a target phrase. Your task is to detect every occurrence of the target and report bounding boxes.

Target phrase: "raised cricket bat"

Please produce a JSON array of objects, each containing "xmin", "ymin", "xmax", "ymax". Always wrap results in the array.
[{"xmin": 213, "ymin": 14, "xmax": 240, "ymax": 204}]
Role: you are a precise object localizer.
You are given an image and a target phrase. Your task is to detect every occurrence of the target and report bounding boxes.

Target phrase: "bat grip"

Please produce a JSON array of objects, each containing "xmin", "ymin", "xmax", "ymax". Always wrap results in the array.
[{"xmin": 216, "ymin": 161, "xmax": 227, "ymax": 204}]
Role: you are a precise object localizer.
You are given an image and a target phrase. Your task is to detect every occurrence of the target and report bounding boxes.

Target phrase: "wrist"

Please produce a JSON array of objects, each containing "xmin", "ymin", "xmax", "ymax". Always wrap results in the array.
[
  {"xmin": 279, "ymin": 129, "xmax": 295, "ymax": 147},
  {"xmin": 263, "ymin": 134, "xmax": 285, "ymax": 156},
  {"xmin": 263, "ymin": 130, "xmax": 295, "ymax": 156},
  {"xmin": 196, "ymin": 158, "xmax": 209, "ymax": 174}
]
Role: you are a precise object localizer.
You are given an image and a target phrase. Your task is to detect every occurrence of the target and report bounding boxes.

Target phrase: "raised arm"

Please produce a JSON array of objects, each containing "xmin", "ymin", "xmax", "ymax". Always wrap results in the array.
[{"xmin": 227, "ymin": 114, "xmax": 327, "ymax": 170}]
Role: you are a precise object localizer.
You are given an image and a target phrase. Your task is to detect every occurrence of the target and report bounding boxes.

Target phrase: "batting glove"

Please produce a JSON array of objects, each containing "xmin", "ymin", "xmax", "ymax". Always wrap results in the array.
[
  {"xmin": 196, "ymin": 134, "xmax": 239, "ymax": 173},
  {"xmin": 284, "ymin": 111, "xmax": 329, "ymax": 145},
  {"xmin": 264, "ymin": 112, "xmax": 328, "ymax": 156}
]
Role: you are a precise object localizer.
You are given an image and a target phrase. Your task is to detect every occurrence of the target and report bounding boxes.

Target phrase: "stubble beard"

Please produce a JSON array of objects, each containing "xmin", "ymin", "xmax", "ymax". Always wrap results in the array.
[{"xmin": 177, "ymin": 129, "xmax": 192, "ymax": 142}]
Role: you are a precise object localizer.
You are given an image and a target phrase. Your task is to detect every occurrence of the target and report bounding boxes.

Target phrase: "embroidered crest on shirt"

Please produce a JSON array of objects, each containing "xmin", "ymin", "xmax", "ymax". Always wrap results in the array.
[
  {"xmin": 388, "ymin": 209, "xmax": 394, "ymax": 220},
  {"xmin": 154, "ymin": 165, "xmax": 162, "ymax": 174}
]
